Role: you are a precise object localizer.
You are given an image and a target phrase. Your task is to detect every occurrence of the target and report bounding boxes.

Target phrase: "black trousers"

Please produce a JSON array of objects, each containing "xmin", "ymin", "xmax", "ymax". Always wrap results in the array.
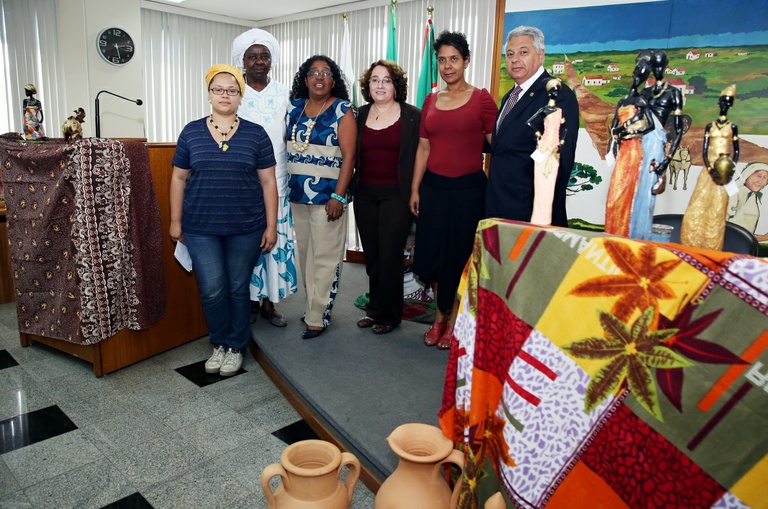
[
  {"xmin": 354, "ymin": 183, "xmax": 413, "ymax": 326},
  {"xmin": 413, "ymin": 170, "xmax": 486, "ymax": 314}
]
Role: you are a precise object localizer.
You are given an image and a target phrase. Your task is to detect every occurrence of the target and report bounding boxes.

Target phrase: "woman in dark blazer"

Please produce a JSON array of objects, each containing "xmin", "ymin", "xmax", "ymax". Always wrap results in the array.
[{"xmin": 351, "ymin": 59, "xmax": 420, "ymax": 334}]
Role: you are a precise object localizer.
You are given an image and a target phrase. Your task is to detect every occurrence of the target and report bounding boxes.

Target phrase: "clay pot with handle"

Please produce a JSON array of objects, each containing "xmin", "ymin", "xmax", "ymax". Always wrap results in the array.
[
  {"xmin": 375, "ymin": 423, "xmax": 465, "ymax": 509},
  {"xmin": 261, "ymin": 439, "xmax": 360, "ymax": 509}
]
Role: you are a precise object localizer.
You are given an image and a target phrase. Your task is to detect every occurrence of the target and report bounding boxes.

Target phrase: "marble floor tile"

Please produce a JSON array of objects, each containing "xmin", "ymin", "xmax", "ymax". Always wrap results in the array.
[
  {"xmin": 271, "ymin": 419, "xmax": 319, "ymax": 444},
  {"xmin": 136, "ymin": 386, "xmax": 231, "ymax": 431},
  {"xmin": 201, "ymin": 366, "xmax": 281, "ymax": 412},
  {"xmin": 100, "ymin": 492, "xmax": 154, "ymax": 509},
  {"xmin": 102, "ymin": 432, "xmax": 206, "ymax": 490},
  {"xmin": 79, "ymin": 409, "xmax": 174, "ymax": 457},
  {"xmin": 0, "ymin": 350, "xmax": 19, "ymax": 370},
  {"xmin": 172, "ymin": 408, "xmax": 264, "ymax": 459},
  {"xmin": 0, "ymin": 458, "xmax": 21, "ymax": 498},
  {"xmin": 0, "ymin": 405, "xmax": 77, "ymax": 454},
  {"xmin": 2, "ymin": 430, "xmax": 102, "ymax": 489},
  {"xmin": 0, "ymin": 489, "xmax": 33, "ymax": 508},
  {"xmin": 22, "ymin": 458, "xmax": 136, "ymax": 509},
  {"xmin": 239, "ymin": 393, "xmax": 301, "ymax": 434},
  {"xmin": 0, "ymin": 369, "xmax": 55, "ymax": 421},
  {"xmin": 175, "ymin": 360, "xmax": 247, "ymax": 387}
]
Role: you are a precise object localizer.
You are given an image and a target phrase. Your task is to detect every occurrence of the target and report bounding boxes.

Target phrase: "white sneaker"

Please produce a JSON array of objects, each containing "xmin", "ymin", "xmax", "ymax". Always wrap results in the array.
[
  {"xmin": 205, "ymin": 346, "xmax": 226, "ymax": 374},
  {"xmin": 219, "ymin": 348, "xmax": 243, "ymax": 377}
]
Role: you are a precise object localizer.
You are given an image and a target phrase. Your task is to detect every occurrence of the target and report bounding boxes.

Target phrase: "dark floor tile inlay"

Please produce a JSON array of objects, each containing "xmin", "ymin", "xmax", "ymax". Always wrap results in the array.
[
  {"xmin": 0, "ymin": 349, "xmax": 19, "ymax": 370},
  {"xmin": 100, "ymin": 492, "xmax": 154, "ymax": 509},
  {"xmin": 0, "ymin": 405, "xmax": 78, "ymax": 454},
  {"xmin": 175, "ymin": 360, "xmax": 247, "ymax": 388},
  {"xmin": 272, "ymin": 419, "xmax": 320, "ymax": 445}
]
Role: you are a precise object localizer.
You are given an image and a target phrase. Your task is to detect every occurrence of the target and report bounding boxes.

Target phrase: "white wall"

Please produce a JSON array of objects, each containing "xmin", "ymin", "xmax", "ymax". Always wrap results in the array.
[{"xmin": 56, "ymin": 0, "xmax": 145, "ymax": 138}]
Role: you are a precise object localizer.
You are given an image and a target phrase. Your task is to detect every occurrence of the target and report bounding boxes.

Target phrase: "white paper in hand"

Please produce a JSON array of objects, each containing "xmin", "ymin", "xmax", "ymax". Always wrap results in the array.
[{"xmin": 174, "ymin": 241, "xmax": 193, "ymax": 272}]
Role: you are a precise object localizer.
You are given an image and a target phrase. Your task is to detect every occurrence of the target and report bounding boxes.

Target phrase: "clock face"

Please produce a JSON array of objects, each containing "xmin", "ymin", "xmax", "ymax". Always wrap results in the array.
[{"xmin": 97, "ymin": 27, "xmax": 135, "ymax": 66}]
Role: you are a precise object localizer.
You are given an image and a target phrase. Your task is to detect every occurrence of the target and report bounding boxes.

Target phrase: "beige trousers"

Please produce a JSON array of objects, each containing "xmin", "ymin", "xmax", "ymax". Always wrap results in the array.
[{"xmin": 291, "ymin": 203, "xmax": 348, "ymax": 328}]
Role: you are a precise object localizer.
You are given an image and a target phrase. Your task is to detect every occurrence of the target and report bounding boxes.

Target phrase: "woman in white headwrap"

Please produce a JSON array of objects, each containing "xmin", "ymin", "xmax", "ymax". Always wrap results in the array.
[{"xmin": 232, "ymin": 28, "xmax": 297, "ymax": 327}]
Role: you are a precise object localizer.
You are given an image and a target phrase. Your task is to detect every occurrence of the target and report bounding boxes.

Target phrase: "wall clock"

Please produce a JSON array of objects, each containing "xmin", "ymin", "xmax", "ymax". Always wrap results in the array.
[{"xmin": 97, "ymin": 27, "xmax": 135, "ymax": 65}]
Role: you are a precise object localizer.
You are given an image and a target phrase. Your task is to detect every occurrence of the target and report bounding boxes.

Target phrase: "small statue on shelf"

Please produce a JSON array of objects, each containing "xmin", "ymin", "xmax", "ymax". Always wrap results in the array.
[
  {"xmin": 604, "ymin": 53, "xmax": 655, "ymax": 238},
  {"xmin": 680, "ymin": 85, "xmax": 739, "ymax": 251},
  {"xmin": 526, "ymin": 78, "xmax": 568, "ymax": 226},
  {"xmin": 62, "ymin": 108, "xmax": 86, "ymax": 141},
  {"xmin": 22, "ymin": 84, "xmax": 47, "ymax": 141}
]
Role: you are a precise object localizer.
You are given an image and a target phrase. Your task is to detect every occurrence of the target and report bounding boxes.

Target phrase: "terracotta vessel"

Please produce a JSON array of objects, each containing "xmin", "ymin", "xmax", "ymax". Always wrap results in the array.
[
  {"xmin": 261, "ymin": 439, "xmax": 360, "ymax": 509},
  {"xmin": 374, "ymin": 423, "xmax": 464, "ymax": 509},
  {"xmin": 485, "ymin": 492, "xmax": 507, "ymax": 508}
]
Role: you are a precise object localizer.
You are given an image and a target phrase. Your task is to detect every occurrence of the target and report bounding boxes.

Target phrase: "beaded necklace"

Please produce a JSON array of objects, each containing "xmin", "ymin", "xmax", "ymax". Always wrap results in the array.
[
  {"xmin": 209, "ymin": 115, "xmax": 239, "ymax": 152},
  {"xmin": 291, "ymin": 98, "xmax": 328, "ymax": 153}
]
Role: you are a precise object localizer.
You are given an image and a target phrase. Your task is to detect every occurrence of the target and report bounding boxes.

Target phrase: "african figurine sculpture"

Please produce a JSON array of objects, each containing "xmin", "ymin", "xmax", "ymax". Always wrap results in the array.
[
  {"xmin": 526, "ymin": 78, "xmax": 568, "ymax": 226},
  {"xmin": 604, "ymin": 54, "xmax": 655, "ymax": 238},
  {"xmin": 680, "ymin": 85, "xmax": 739, "ymax": 251},
  {"xmin": 22, "ymin": 84, "xmax": 47, "ymax": 140}
]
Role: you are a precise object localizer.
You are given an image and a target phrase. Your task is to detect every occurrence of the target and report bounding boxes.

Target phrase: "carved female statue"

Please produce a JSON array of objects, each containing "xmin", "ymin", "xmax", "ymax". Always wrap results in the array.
[
  {"xmin": 22, "ymin": 84, "xmax": 46, "ymax": 140},
  {"xmin": 526, "ymin": 78, "xmax": 568, "ymax": 226},
  {"xmin": 680, "ymin": 85, "xmax": 739, "ymax": 251},
  {"xmin": 604, "ymin": 55, "xmax": 654, "ymax": 237}
]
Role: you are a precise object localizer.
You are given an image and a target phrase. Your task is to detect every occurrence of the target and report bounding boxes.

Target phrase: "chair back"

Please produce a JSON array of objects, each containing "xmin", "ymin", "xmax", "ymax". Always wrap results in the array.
[{"xmin": 652, "ymin": 214, "xmax": 759, "ymax": 256}]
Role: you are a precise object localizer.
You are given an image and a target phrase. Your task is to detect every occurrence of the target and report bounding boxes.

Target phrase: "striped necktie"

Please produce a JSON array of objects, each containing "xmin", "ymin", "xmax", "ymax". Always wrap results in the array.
[{"xmin": 496, "ymin": 86, "xmax": 523, "ymax": 130}]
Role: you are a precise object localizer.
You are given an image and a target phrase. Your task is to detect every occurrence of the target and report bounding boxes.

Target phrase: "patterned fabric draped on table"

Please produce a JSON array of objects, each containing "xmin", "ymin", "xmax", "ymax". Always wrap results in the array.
[
  {"xmin": 439, "ymin": 219, "xmax": 768, "ymax": 509},
  {"xmin": 0, "ymin": 135, "xmax": 165, "ymax": 344}
]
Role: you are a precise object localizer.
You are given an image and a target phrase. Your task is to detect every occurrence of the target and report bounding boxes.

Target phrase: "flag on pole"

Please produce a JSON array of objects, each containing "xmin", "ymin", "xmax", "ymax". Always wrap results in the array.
[
  {"xmin": 340, "ymin": 14, "xmax": 357, "ymax": 106},
  {"xmin": 416, "ymin": 16, "xmax": 437, "ymax": 109},
  {"xmin": 386, "ymin": 0, "xmax": 397, "ymax": 62}
]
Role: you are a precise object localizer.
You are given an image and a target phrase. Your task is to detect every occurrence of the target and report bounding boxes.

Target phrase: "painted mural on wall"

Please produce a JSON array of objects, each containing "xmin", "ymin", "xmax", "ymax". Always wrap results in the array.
[{"xmin": 500, "ymin": 0, "xmax": 768, "ymax": 242}]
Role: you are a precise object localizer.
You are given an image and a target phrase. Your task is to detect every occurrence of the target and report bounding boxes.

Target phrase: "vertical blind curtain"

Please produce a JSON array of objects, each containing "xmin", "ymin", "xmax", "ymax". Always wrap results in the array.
[{"xmin": 0, "ymin": 0, "xmax": 65, "ymax": 136}]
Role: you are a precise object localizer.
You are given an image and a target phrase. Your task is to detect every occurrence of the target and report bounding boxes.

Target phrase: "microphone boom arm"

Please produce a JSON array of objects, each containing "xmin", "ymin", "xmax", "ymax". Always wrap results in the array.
[{"xmin": 94, "ymin": 90, "xmax": 143, "ymax": 138}]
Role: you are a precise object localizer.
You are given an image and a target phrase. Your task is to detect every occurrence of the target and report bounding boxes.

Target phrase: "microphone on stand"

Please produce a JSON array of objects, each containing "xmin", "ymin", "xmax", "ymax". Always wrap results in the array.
[{"xmin": 94, "ymin": 90, "xmax": 143, "ymax": 138}]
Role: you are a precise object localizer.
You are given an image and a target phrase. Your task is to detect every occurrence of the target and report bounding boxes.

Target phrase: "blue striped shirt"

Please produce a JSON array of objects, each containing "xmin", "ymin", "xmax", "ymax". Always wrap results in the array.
[{"xmin": 172, "ymin": 117, "xmax": 276, "ymax": 235}]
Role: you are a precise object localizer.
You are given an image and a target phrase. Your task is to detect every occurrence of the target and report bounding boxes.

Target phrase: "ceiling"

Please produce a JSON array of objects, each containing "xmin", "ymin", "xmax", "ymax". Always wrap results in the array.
[{"xmin": 143, "ymin": 0, "xmax": 393, "ymax": 26}]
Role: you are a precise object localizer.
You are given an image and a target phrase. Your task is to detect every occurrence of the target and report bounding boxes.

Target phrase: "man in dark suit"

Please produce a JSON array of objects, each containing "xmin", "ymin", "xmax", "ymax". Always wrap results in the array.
[{"xmin": 486, "ymin": 25, "xmax": 579, "ymax": 226}]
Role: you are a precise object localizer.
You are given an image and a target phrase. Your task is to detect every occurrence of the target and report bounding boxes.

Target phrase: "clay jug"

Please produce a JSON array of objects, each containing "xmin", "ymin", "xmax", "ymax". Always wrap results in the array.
[
  {"xmin": 485, "ymin": 492, "xmax": 507, "ymax": 508},
  {"xmin": 374, "ymin": 423, "xmax": 464, "ymax": 509},
  {"xmin": 261, "ymin": 439, "xmax": 360, "ymax": 509}
]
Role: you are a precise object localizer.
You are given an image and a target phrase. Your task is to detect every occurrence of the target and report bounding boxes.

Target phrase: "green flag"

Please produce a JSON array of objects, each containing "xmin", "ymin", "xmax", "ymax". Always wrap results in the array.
[
  {"xmin": 416, "ymin": 18, "xmax": 436, "ymax": 109},
  {"xmin": 386, "ymin": 0, "xmax": 397, "ymax": 62}
]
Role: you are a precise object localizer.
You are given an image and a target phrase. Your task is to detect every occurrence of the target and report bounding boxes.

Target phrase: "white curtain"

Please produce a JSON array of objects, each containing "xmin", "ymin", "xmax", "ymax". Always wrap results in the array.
[
  {"xmin": 140, "ymin": 9, "xmax": 250, "ymax": 143},
  {"xmin": 0, "ymin": 0, "xmax": 65, "ymax": 136}
]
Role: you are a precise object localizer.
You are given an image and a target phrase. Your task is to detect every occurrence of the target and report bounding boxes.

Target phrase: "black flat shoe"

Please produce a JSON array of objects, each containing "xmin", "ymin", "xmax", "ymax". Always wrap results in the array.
[
  {"xmin": 356, "ymin": 316, "xmax": 375, "ymax": 328},
  {"xmin": 302, "ymin": 328, "xmax": 325, "ymax": 340},
  {"xmin": 372, "ymin": 324, "xmax": 394, "ymax": 335}
]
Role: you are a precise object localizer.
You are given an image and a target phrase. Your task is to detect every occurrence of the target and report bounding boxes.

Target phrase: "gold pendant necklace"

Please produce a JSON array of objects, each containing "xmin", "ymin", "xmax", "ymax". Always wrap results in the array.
[
  {"xmin": 210, "ymin": 115, "xmax": 238, "ymax": 152},
  {"xmin": 291, "ymin": 98, "xmax": 328, "ymax": 153}
]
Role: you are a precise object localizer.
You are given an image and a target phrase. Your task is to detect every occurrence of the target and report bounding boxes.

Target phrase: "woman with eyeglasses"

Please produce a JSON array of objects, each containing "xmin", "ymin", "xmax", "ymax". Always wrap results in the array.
[
  {"xmin": 350, "ymin": 60, "xmax": 420, "ymax": 335},
  {"xmin": 170, "ymin": 64, "xmax": 278, "ymax": 376},
  {"xmin": 410, "ymin": 31, "xmax": 497, "ymax": 350},
  {"xmin": 232, "ymin": 28, "xmax": 297, "ymax": 329},
  {"xmin": 287, "ymin": 55, "xmax": 357, "ymax": 339}
]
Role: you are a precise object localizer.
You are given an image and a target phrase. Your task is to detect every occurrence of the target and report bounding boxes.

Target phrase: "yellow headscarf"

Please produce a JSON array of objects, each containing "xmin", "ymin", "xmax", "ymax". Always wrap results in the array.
[{"xmin": 205, "ymin": 64, "xmax": 245, "ymax": 94}]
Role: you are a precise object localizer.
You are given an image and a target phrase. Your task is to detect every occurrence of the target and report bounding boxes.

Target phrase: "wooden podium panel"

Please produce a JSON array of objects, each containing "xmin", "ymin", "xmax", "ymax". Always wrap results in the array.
[{"xmin": 20, "ymin": 143, "xmax": 208, "ymax": 376}]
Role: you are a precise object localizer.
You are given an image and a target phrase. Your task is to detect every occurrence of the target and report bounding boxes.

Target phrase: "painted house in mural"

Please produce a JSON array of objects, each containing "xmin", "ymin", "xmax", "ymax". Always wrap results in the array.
[
  {"xmin": 705, "ymin": 50, "xmax": 715, "ymax": 57},
  {"xmin": 583, "ymin": 75, "xmax": 609, "ymax": 86},
  {"xmin": 666, "ymin": 66, "xmax": 686, "ymax": 75},
  {"xmin": 606, "ymin": 63, "xmax": 619, "ymax": 72},
  {"xmin": 553, "ymin": 61, "xmax": 564, "ymax": 74},
  {"xmin": 686, "ymin": 49, "xmax": 701, "ymax": 60}
]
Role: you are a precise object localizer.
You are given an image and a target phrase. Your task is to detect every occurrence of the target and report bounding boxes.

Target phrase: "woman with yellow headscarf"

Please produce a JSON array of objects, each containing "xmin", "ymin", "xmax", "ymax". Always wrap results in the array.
[{"xmin": 170, "ymin": 64, "xmax": 278, "ymax": 376}]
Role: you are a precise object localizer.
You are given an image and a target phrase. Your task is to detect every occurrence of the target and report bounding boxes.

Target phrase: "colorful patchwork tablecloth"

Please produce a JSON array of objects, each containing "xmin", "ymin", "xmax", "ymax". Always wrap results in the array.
[{"xmin": 439, "ymin": 219, "xmax": 768, "ymax": 509}]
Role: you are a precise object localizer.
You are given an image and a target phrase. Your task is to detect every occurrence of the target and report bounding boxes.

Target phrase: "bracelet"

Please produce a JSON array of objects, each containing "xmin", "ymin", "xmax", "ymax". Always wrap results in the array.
[{"xmin": 331, "ymin": 193, "xmax": 348, "ymax": 205}]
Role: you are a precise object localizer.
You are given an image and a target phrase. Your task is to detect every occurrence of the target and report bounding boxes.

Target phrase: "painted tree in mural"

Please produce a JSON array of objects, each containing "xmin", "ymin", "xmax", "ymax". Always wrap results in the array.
[{"xmin": 567, "ymin": 162, "xmax": 602, "ymax": 196}]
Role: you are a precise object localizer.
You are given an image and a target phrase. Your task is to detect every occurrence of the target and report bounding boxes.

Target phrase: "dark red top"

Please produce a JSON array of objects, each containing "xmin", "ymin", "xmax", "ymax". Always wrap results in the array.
[
  {"xmin": 359, "ymin": 118, "xmax": 401, "ymax": 185},
  {"xmin": 419, "ymin": 88, "xmax": 497, "ymax": 177}
]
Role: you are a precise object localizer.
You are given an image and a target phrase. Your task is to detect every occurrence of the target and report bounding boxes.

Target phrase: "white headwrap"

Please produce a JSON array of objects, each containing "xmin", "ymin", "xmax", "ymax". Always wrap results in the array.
[{"xmin": 231, "ymin": 28, "xmax": 281, "ymax": 70}]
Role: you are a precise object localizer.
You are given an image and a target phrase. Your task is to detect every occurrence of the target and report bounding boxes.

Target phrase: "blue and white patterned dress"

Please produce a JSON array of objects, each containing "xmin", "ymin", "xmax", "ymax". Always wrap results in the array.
[{"xmin": 238, "ymin": 79, "xmax": 298, "ymax": 302}]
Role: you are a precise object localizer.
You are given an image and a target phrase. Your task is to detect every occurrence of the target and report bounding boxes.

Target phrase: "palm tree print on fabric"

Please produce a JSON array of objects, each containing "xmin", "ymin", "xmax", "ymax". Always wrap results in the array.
[
  {"xmin": 562, "ymin": 307, "xmax": 692, "ymax": 421},
  {"xmin": 656, "ymin": 304, "xmax": 747, "ymax": 411},
  {"xmin": 569, "ymin": 240, "xmax": 682, "ymax": 322}
]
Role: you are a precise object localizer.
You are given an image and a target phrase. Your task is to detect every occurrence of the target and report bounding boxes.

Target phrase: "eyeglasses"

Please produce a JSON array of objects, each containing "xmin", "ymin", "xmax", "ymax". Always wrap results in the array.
[
  {"xmin": 209, "ymin": 87, "xmax": 240, "ymax": 96},
  {"xmin": 370, "ymin": 77, "xmax": 393, "ymax": 86},
  {"xmin": 246, "ymin": 53, "xmax": 271, "ymax": 62},
  {"xmin": 308, "ymin": 70, "xmax": 333, "ymax": 78}
]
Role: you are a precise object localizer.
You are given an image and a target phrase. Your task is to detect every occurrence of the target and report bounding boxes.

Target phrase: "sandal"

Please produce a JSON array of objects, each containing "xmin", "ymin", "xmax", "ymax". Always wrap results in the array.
[
  {"xmin": 357, "ymin": 316, "xmax": 376, "ymax": 328},
  {"xmin": 436, "ymin": 325, "xmax": 455, "ymax": 350},
  {"xmin": 372, "ymin": 324, "xmax": 394, "ymax": 335},
  {"xmin": 424, "ymin": 322, "xmax": 447, "ymax": 347}
]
